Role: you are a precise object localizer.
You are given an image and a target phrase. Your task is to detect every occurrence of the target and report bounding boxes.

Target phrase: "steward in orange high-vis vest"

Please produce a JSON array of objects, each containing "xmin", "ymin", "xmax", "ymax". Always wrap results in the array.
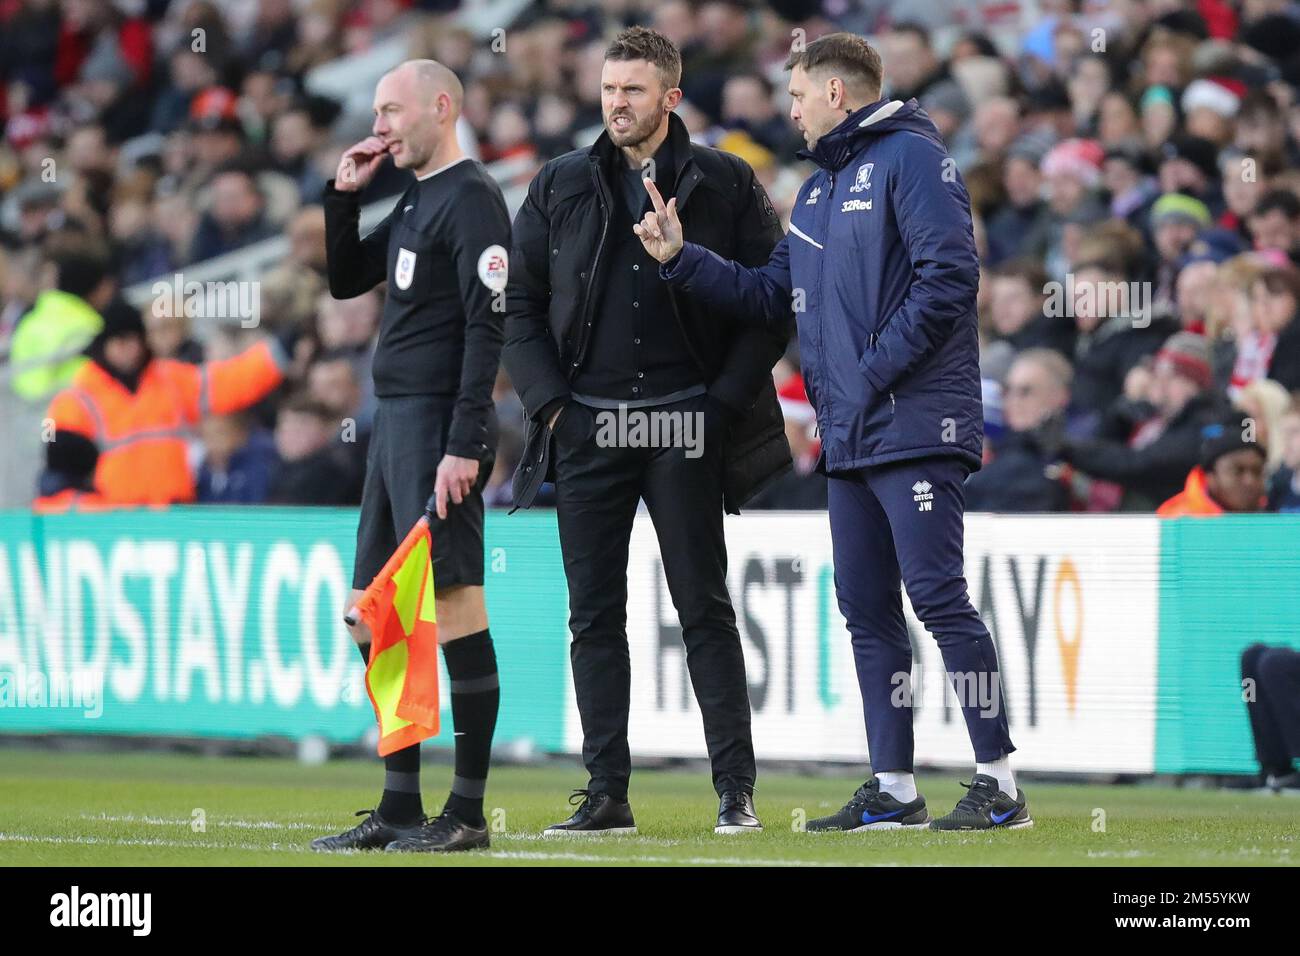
[
  {"xmin": 1157, "ymin": 419, "xmax": 1269, "ymax": 517},
  {"xmin": 41, "ymin": 300, "xmax": 286, "ymax": 507}
]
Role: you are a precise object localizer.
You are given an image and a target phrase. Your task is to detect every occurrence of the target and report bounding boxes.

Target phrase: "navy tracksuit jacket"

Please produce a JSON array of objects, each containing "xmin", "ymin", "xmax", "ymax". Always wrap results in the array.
[{"xmin": 662, "ymin": 98, "xmax": 1014, "ymax": 767}]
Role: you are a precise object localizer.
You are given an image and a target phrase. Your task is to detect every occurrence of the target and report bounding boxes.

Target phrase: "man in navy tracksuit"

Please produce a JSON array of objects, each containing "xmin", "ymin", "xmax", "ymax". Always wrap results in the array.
[{"xmin": 635, "ymin": 33, "xmax": 1029, "ymax": 831}]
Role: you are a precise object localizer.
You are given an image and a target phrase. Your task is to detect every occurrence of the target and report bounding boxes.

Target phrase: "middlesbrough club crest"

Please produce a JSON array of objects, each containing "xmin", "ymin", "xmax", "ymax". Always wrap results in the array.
[{"xmin": 849, "ymin": 162, "xmax": 874, "ymax": 193}]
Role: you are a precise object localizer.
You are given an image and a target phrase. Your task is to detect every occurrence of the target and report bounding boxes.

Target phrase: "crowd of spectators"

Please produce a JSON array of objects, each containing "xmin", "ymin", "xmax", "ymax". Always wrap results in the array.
[{"xmin": 4, "ymin": 0, "xmax": 1300, "ymax": 515}]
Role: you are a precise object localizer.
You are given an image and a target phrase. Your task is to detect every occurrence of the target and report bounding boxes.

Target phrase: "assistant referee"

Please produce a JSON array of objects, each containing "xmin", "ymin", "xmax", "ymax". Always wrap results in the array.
[{"xmin": 312, "ymin": 59, "xmax": 510, "ymax": 854}]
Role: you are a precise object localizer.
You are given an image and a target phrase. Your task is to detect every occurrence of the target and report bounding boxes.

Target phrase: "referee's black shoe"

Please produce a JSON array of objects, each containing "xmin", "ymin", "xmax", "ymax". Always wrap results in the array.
[
  {"xmin": 385, "ymin": 810, "xmax": 490, "ymax": 852},
  {"xmin": 806, "ymin": 777, "xmax": 930, "ymax": 831},
  {"xmin": 929, "ymin": 774, "xmax": 1033, "ymax": 830},
  {"xmin": 542, "ymin": 789, "xmax": 637, "ymax": 836},
  {"xmin": 715, "ymin": 790, "xmax": 762, "ymax": 834},
  {"xmin": 310, "ymin": 809, "xmax": 424, "ymax": 852}
]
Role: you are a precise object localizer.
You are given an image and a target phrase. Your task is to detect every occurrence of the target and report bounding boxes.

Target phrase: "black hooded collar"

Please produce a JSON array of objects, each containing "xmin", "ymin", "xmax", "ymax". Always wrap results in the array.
[
  {"xmin": 797, "ymin": 97, "xmax": 914, "ymax": 172},
  {"xmin": 588, "ymin": 110, "xmax": 700, "ymax": 208}
]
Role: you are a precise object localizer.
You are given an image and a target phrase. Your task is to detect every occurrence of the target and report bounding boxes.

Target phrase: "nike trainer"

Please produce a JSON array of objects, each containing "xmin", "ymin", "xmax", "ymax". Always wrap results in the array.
[
  {"xmin": 929, "ymin": 774, "xmax": 1033, "ymax": 830},
  {"xmin": 806, "ymin": 777, "xmax": 930, "ymax": 831}
]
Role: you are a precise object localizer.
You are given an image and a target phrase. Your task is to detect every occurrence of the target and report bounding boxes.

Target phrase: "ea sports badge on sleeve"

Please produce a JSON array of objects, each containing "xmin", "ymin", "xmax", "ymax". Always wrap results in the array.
[
  {"xmin": 395, "ymin": 247, "xmax": 417, "ymax": 290},
  {"xmin": 477, "ymin": 244, "xmax": 509, "ymax": 293}
]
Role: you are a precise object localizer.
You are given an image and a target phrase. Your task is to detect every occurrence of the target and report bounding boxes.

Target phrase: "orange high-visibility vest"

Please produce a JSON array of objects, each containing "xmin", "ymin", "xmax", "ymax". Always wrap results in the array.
[
  {"xmin": 1157, "ymin": 467, "xmax": 1224, "ymax": 517},
  {"xmin": 44, "ymin": 341, "xmax": 285, "ymax": 506},
  {"xmin": 31, "ymin": 488, "xmax": 114, "ymax": 513}
]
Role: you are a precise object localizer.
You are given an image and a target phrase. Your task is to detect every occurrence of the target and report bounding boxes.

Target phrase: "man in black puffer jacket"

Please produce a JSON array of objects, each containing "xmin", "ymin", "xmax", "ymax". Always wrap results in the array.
[{"xmin": 503, "ymin": 28, "xmax": 790, "ymax": 837}]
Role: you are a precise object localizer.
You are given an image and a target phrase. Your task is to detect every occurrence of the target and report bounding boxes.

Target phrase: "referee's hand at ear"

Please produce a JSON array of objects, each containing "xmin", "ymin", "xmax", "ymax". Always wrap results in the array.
[{"xmin": 335, "ymin": 136, "xmax": 390, "ymax": 193}]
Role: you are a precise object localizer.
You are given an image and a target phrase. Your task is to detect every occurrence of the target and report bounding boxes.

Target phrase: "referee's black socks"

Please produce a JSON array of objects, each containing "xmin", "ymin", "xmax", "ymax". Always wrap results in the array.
[
  {"xmin": 356, "ymin": 640, "xmax": 424, "ymax": 825},
  {"xmin": 440, "ymin": 629, "xmax": 499, "ymax": 828}
]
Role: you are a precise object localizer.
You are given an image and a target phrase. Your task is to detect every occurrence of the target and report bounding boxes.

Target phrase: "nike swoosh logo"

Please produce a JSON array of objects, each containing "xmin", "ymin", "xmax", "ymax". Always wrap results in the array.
[
  {"xmin": 991, "ymin": 808, "xmax": 1018, "ymax": 824},
  {"xmin": 861, "ymin": 808, "xmax": 904, "ymax": 824}
]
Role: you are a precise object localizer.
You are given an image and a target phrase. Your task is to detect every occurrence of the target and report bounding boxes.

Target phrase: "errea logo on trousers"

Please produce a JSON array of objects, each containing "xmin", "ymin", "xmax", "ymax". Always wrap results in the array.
[
  {"xmin": 912, "ymin": 480, "xmax": 934, "ymax": 511},
  {"xmin": 841, "ymin": 198, "xmax": 872, "ymax": 213}
]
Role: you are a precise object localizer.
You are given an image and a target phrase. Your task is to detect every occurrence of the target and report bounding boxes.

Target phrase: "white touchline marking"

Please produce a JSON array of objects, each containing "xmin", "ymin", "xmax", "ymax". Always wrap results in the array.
[
  {"xmin": 0, "ymin": 833, "xmax": 309, "ymax": 853},
  {"xmin": 2, "ymin": 832, "xmax": 873, "ymax": 868},
  {"xmin": 3, "ymin": 832, "xmax": 877, "ymax": 866},
  {"xmin": 501, "ymin": 833, "xmax": 683, "ymax": 847},
  {"xmin": 79, "ymin": 813, "xmax": 320, "ymax": 831},
  {"xmin": 482, "ymin": 850, "xmax": 869, "ymax": 867}
]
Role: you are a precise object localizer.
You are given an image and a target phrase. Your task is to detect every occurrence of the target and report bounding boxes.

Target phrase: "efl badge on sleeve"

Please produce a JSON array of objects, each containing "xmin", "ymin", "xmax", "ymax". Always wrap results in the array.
[
  {"xmin": 395, "ymin": 247, "xmax": 417, "ymax": 290},
  {"xmin": 477, "ymin": 244, "xmax": 509, "ymax": 293}
]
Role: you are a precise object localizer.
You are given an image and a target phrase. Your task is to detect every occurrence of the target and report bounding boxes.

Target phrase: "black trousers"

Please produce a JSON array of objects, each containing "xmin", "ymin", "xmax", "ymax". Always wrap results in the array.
[
  {"xmin": 552, "ymin": 395, "xmax": 755, "ymax": 799},
  {"xmin": 1241, "ymin": 643, "xmax": 1300, "ymax": 776}
]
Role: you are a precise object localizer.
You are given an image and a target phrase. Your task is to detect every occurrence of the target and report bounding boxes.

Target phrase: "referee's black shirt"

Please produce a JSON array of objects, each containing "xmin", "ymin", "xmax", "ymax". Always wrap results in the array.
[{"xmin": 323, "ymin": 157, "xmax": 511, "ymax": 461}]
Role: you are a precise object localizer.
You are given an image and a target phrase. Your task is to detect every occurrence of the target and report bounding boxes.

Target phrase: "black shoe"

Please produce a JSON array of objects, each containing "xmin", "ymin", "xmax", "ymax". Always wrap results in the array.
[
  {"xmin": 806, "ymin": 778, "xmax": 930, "ymax": 832},
  {"xmin": 929, "ymin": 774, "xmax": 1032, "ymax": 830},
  {"xmin": 385, "ymin": 810, "xmax": 490, "ymax": 852},
  {"xmin": 1266, "ymin": 770, "xmax": 1300, "ymax": 795},
  {"xmin": 542, "ymin": 789, "xmax": 637, "ymax": 836},
  {"xmin": 311, "ymin": 809, "xmax": 424, "ymax": 852},
  {"xmin": 715, "ymin": 790, "xmax": 762, "ymax": 834}
]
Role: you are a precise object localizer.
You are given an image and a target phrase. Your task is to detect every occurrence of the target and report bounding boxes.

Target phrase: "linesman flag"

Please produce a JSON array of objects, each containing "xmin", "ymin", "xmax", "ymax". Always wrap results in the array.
[{"xmin": 345, "ymin": 514, "xmax": 440, "ymax": 756}]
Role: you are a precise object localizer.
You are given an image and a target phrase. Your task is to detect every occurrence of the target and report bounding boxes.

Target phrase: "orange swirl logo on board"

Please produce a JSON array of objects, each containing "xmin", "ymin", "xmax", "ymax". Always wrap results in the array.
[{"xmin": 1053, "ymin": 558, "xmax": 1083, "ymax": 714}]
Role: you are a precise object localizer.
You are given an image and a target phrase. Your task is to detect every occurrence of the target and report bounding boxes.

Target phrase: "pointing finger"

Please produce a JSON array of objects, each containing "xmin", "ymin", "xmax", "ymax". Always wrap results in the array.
[{"xmin": 644, "ymin": 178, "xmax": 667, "ymax": 216}]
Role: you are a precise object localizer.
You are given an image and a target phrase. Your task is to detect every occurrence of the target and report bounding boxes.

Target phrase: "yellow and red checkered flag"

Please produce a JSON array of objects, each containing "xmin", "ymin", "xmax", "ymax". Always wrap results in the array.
[{"xmin": 347, "ymin": 515, "xmax": 440, "ymax": 756}]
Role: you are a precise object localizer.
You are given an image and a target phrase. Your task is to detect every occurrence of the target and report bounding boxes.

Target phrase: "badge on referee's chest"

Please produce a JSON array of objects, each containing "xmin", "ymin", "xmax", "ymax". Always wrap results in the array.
[{"xmin": 395, "ymin": 247, "xmax": 417, "ymax": 290}]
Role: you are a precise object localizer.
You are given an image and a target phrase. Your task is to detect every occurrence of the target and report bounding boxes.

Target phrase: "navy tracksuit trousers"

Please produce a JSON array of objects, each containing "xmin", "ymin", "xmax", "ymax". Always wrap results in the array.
[
  {"xmin": 1241, "ymin": 643, "xmax": 1300, "ymax": 776},
  {"xmin": 827, "ymin": 455, "xmax": 1015, "ymax": 770}
]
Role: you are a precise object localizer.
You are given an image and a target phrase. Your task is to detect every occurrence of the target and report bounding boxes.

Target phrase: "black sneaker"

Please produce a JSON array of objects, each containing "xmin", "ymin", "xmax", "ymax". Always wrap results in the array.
[
  {"xmin": 929, "ymin": 774, "xmax": 1032, "ymax": 830},
  {"xmin": 715, "ymin": 790, "xmax": 762, "ymax": 834},
  {"xmin": 385, "ymin": 810, "xmax": 490, "ymax": 852},
  {"xmin": 1219, "ymin": 773, "xmax": 1268, "ymax": 791},
  {"xmin": 310, "ymin": 809, "xmax": 424, "ymax": 852},
  {"xmin": 1267, "ymin": 770, "xmax": 1300, "ymax": 795},
  {"xmin": 542, "ymin": 789, "xmax": 637, "ymax": 836},
  {"xmin": 806, "ymin": 778, "xmax": 929, "ymax": 832}
]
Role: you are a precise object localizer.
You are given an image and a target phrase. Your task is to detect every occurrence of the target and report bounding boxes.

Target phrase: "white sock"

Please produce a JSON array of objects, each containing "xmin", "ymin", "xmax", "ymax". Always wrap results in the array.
[
  {"xmin": 875, "ymin": 771, "xmax": 918, "ymax": 803},
  {"xmin": 976, "ymin": 756, "xmax": 1017, "ymax": 799}
]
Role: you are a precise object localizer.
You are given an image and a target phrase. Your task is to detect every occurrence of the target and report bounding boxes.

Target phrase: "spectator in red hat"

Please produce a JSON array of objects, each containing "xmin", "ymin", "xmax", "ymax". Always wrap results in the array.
[
  {"xmin": 1042, "ymin": 331, "xmax": 1230, "ymax": 509},
  {"xmin": 1039, "ymin": 138, "xmax": 1107, "ymax": 279}
]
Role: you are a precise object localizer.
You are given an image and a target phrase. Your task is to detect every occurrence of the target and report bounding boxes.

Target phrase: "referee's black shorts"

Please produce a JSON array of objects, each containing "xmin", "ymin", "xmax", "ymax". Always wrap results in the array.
[{"xmin": 352, "ymin": 394, "xmax": 497, "ymax": 592}]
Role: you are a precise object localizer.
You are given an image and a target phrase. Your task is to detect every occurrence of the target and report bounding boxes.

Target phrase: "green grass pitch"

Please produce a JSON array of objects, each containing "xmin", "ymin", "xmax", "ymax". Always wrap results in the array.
[{"xmin": 1, "ymin": 750, "xmax": 1296, "ymax": 866}]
